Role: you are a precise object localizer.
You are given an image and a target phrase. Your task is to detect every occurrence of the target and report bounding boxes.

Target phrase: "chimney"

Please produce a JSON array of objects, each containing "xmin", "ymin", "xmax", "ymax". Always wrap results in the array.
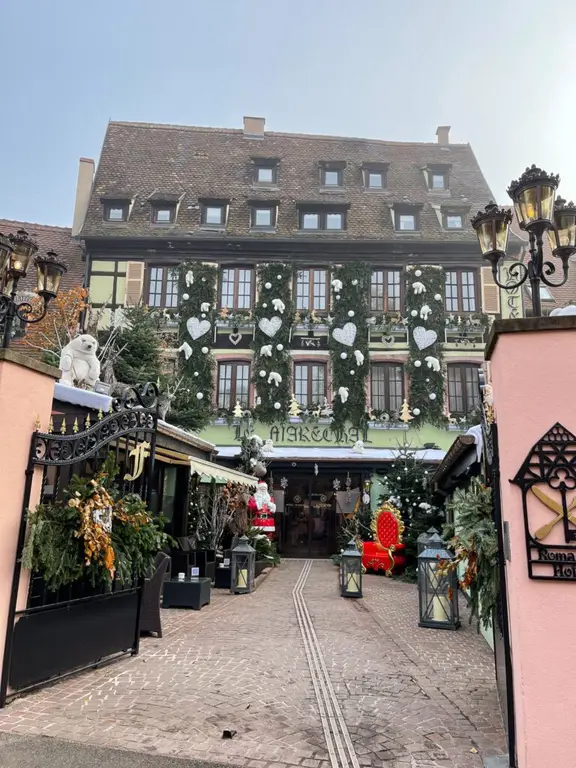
[
  {"xmin": 243, "ymin": 116, "xmax": 265, "ymax": 139},
  {"xmin": 72, "ymin": 157, "xmax": 95, "ymax": 236},
  {"xmin": 435, "ymin": 126, "xmax": 451, "ymax": 146}
]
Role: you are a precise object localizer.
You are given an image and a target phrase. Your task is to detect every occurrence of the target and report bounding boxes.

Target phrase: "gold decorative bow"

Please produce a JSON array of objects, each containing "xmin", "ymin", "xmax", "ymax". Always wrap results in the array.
[{"xmin": 531, "ymin": 486, "xmax": 576, "ymax": 541}]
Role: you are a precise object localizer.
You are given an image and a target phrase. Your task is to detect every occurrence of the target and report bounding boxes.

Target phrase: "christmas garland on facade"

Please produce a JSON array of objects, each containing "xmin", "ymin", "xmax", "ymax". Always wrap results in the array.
[
  {"xmin": 329, "ymin": 263, "xmax": 371, "ymax": 431},
  {"xmin": 252, "ymin": 263, "xmax": 295, "ymax": 423},
  {"xmin": 405, "ymin": 265, "xmax": 446, "ymax": 426},
  {"xmin": 173, "ymin": 262, "xmax": 218, "ymax": 429}
]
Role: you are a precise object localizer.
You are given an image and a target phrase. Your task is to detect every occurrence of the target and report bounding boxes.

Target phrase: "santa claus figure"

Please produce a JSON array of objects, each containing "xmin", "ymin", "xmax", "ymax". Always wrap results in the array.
[{"xmin": 248, "ymin": 481, "xmax": 276, "ymax": 539}]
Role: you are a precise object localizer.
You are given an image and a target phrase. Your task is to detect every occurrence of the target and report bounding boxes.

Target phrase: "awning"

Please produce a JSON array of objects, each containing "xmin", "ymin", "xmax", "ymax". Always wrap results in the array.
[{"xmin": 189, "ymin": 456, "xmax": 258, "ymax": 488}]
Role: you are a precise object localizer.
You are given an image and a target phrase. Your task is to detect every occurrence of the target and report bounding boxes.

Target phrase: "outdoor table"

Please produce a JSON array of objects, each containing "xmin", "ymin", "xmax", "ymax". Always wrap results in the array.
[
  {"xmin": 162, "ymin": 577, "xmax": 211, "ymax": 610},
  {"xmin": 214, "ymin": 566, "xmax": 231, "ymax": 590}
]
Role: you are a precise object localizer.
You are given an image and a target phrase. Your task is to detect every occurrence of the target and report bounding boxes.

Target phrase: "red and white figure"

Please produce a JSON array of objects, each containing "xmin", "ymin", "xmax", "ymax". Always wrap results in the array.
[{"xmin": 248, "ymin": 481, "xmax": 276, "ymax": 538}]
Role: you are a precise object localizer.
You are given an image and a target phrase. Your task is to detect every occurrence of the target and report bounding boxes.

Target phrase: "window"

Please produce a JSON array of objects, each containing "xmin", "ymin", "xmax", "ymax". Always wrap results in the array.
[
  {"xmin": 201, "ymin": 203, "xmax": 227, "ymax": 227},
  {"xmin": 152, "ymin": 205, "xmax": 175, "ymax": 224},
  {"xmin": 447, "ymin": 364, "xmax": 480, "ymax": 416},
  {"xmin": 220, "ymin": 268, "xmax": 254, "ymax": 310},
  {"xmin": 89, "ymin": 260, "xmax": 127, "ymax": 308},
  {"xmin": 256, "ymin": 166, "xmax": 274, "ymax": 183},
  {"xmin": 218, "ymin": 362, "xmax": 250, "ymax": 409},
  {"xmin": 431, "ymin": 173, "xmax": 446, "ymax": 189},
  {"xmin": 250, "ymin": 205, "xmax": 276, "ymax": 229},
  {"xmin": 294, "ymin": 363, "xmax": 327, "ymax": 406},
  {"xmin": 398, "ymin": 214, "xmax": 416, "ymax": 231},
  {"xmin": 362, "ymin": 164, "xmax": 388, "ymax": 189},
  {"xmin": 298, "ymin": 209, "xmax": 346, "ymax": 231},
  {"xmin": 427, "ymin": 166, "xmax": 449, "ymax": 190},
  {"xmin": 445, "ymin": 270, "xmax": 477, "ymax": 312},
  {"xmin": 322, "ymin": 168, "xmax": 342, "ymax": 187},
  {"xmin": 444, "ymin": 213, "xmax": 463, "ymax": 229},
  {"xmin": 370, "ymin": 270, "xmax": 401, "ymax": 312},
  {"xmin": 295, "ymin": 269, "xmax": 328, "ymax": 311},
  {"xmin": 147, "ymin": 266, "xmax": 179, "ymax": 308},
  {"xmin": 371, "ymin": 364, "xmax": 404, "ymax": 414},
  {"xmin": 252, "ymin": 159, "xmax": 278, "ymax": 185},
  {"xmin": 103, "ymin": 201, "xmax": 129, "ymax": 222}
]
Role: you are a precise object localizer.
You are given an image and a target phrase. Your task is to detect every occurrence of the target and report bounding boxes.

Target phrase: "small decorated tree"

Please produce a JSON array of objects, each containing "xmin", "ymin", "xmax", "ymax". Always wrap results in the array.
[{"xmin": 288, "ymin": 394, "xmax": 301, "ymax": 417}]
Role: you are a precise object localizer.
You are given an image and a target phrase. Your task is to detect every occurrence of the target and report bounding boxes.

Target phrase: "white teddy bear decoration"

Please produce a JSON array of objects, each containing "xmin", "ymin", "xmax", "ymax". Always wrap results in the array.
[{"xmin": 59, "ymin": 335, "xmax": 101, "ymax": 389}]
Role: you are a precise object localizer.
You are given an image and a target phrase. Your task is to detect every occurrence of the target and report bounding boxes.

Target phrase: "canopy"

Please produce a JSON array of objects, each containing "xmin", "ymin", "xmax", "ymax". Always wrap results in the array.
[{"xmin": 189, "ymin": 456, "xmax": 258, "ymax": 489}]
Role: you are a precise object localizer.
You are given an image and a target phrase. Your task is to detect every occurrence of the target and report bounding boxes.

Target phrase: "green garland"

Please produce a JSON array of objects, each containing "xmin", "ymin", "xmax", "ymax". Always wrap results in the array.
[
  {"xmin": 172, "ymin": 262, "xmax": 217, "ymax": 430},
  {"xmin": 252, "ymin": 264, "xmax": 295, "ymax": 423},
  {"xmin": 405, "ymin": 265, "xmax": 446, "ymax": 426},
  {"xmin": 329, "ymin": 263, "xmax": 371, "ymax": 431}
]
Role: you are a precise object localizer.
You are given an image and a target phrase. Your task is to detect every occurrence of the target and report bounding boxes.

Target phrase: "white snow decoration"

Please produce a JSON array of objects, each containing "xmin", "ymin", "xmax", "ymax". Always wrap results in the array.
[
  {"xmin": 201, "ymin": 346, "xmax": 209, "ymax": 354},
  {"xmin": 256, "ymin": 396, "xmax": 262, "ymax": 405},
  {"xmin": 259, "ymin": 370, "xmax": 266, "ymax": 377},
  {"xmin": 196, "ymin": 392, "xmax": 204, "ymax": 400},
  {"xmin": 352, "ymin": 279, "xmax": 358, "ymax": 286},
  {"xmin": 263, "ymin": 439, "xmax": 274, "ymax": 454},
  {"xmin": 352, "ymin": 440, "xmax": 364, "ymax": 454},
  {"xmin": 410, "ymin": 310, "xmax": 418, "ymax": 317},
  {"xmin": 258, "ymin": 316, "xmax": 282, "ymax": 338},
  {"xmin": 414, "ymin": 269, "xmax": 422, "ymax": 277},
  {"xmin": 177, "ymin": 341, "xmax": 193, "ymax": 360},
  {"xmin": 551, "ymin": 305, "xmax": 576, "ymax": 315},
  {"xmin": 185, "ymin": 270, "xmax": 194, "ymax": 287},
  {"xmin": 419, "ymin": 304, "xmax": 432, "ymax": 321},
  {"xmin": 413, "ymin": 407, "xmax": 421, "ymax": 416},
  {"xmin": 429, "ymin": 392, "xmax": 437, "ymax": 400},
  {"xmin": 264, "ymin": 282, "xmax": 272, "ymax": 289},
  {"xmin": 182, "ymin": 293, "xmax": 190, "ymax": 301},
  {"xmin": 353, "ymin": 350, "xmax": 364, "ymax": 367},
  {"xmin": 332, "ymin": 322, "xmax": 357, "ymax": 347},
  {"xmin": 250, "ymin": 458, "xmax": 257, "ymax": 466},
  {"xmin": 419, "ymin": 502, "xmax": 432, "ymax": 511},
  {"xmin": 276, "ymin": 343, "xmax": 284, "ymax": 351},
  {"xmin": 413, "ymin": 326, "xmax": 438, "ymax": 350},
  {"xmin": 425, "ymin": 355, "xmax": 441, "ymax": 372},
  {"xmin": 260, "ymin": 344, "xmax": 273, "ymax": 357},
  {"xmin": 200, "ymin": 302, "xmax": 210, "ymax": 313},
  {"xmin": 348, "ymin": 310, "xmax": 355, "ymax": 317},
  {"xmin": 274, "ymin": 402, "xmax": 281, "ymax": 409},
  {"xmin": 251, "ymin": 434, "xmax": 263, "ymax": 445},
  {"xmin": 267, "ymin": 371, "xmax": 282, "ymax": 387},
  {"xmin": 412, "ymin": 281, "xmax": 426, "ymax": 294},
  {"xmin": 434, "ymin": 293, "xmax": 442, "ymax": 301},
  {"xmin": 186, "ymin": 317, "xmax": 211, "ymax": 340},
  {"xmin": 338, "ymin": 386, "xmax": 349, "ymax": 403},
  {"xmin": 414, "ymin": 360, "xmax": 422, "ymax": 368},
  {"xmin": 366, "ymin": 316, "xmax": 376, "ymax": 325},
  {"xmin": 331, "ymin": 278, "xmax": 343, "ymax": 293},
  {"xmin": 272, "ymin": 298, "xmax": 286, "ymax": 314},
  {"xmin": 340, "ymin": 352, "xmax": 348, "ymax": 359}
]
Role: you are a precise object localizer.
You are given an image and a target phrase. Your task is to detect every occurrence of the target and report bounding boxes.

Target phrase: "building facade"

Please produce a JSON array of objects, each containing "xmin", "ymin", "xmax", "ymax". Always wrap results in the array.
[{"xmin": 73, "ymin": 116, "xmax": 519, "ymax": 556}]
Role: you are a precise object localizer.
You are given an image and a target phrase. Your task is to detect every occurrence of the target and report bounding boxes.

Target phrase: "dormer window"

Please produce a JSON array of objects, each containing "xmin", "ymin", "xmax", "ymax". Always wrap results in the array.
[
  {"xmin": 426, "ymin": 164, "xmax": 451, "ymax": 191},
  {"xmin": 393, "ymin": 204, "xmax": 421, "ymax": 232},
  {"xmin": 152, "ymin": 204, "xmax": 176, "ymax": 224},
  {"xmin": 298, "ymin": 204, "xmax": 348, "ymax": 231},
  {"xmin": 362, "ymin": 163, "xmax": 388, "ymax": 190},
  {"xmin": 103, "ymin": 200, "xmax": 129, "ymax": 222},
  {"xmin": 200, "ymin": 198, "xmax": 229, "ymax": 229},
  {"xmin": 252, "ymin": 158, "xmax": 279, "ymax": 185},
  {"xmin": 320, "ymin": 162, "xmax": 345, "ymax": 188},
  {"xmin": 444, "ymin": 212, "xmax": 463, "ymax": 229},
  {"xmin": 249, "ymin": 202, "xmax": 278, "ymax": 230}
]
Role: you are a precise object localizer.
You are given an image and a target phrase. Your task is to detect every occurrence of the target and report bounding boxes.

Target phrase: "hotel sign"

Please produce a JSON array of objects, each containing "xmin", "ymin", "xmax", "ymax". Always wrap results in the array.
[{"xmin": 235, "ymin": 422, "xmax": 369, "ymax": 445}]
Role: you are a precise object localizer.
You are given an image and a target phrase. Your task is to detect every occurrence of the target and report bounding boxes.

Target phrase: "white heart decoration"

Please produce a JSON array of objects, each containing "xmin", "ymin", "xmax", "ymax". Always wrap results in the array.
[
  {"xmin": 186, "ymin": 317, "xmax": 211, "ymax": 341},
  {"xmin": 258, "ymin": 316, "xmax": 282, "ymax": 338},
  {"xmin": 332, "ymin": 322, "xmax": 357, "ymax": 347},
  {"xmin": 413, "ymin": 326, "xmax": 438, "ymax": 350}
]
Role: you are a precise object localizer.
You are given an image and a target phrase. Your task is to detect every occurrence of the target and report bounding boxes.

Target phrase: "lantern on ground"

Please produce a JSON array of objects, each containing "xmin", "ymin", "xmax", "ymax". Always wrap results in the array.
[
  {"xmin": 230, "ymin": 535, "xmax": 256, "ymax": 594},
  {"xmin": 340, "ymin": 539, "xmax": 363, "ymax": 598},
  {"xmin": 417, "ymin": 526, "xmax": 439, "ymax": 557},
  {"xmin": 417, "ymin": 533, "xmax": 460, "ymax": 630}
]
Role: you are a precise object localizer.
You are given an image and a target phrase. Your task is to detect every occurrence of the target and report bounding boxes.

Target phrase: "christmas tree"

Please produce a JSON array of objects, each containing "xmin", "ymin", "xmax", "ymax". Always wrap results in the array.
[
  {"xmin": 380, "ymin": 446, "xmax": 444, "ymax": 577},
  {"xmin": 399, "ymin": 399, "xmax": 414, "ymax": 423},
  {"xmin": 233, "ymin": 400, "xmax": 244, "ymax": 418},
  {"xmin": 288, "ymin": 394, "xmax": 301, "ymax": 417}
]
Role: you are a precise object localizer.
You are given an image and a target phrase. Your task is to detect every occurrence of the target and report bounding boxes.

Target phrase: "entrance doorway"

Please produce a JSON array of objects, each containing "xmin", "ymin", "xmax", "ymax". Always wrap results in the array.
[{"xmin": 281, "ymin": 475, "xmax": 335, "ymax": 557}]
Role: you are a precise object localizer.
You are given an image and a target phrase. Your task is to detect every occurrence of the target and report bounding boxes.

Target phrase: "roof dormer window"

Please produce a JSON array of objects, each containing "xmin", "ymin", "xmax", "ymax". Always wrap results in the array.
[
  {"xmin": 151, "ymin": 204, "xmax": 176, "ymax": 224},
  {"xmin": 102, "ymin": 199, "xmax": 130, "ymax": 222},
  {"xmin": 362, "ymin": 163, "xmax": 389, "ymax": 190},
  {"xmin": 319, "ymin": 162, "xmax": 345, "ymax": 189},
  {"xmin": 392, "ymin": 204, "xmax": 422, "ymax": 232},
  {"xmin": 426, "ymin": 164, "xmax": 451, "ymax": 191},
  {"xmin": 252, "ymin": 157, "xmax": 279, "ymax": 186}
]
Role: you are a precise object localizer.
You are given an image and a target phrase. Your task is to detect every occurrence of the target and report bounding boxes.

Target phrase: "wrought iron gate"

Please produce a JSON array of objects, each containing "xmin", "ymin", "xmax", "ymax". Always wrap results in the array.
[
  {"xmin": 0, "ymin": 383, "xmax": 159, "ymax": 707},
  {"xmin": 480, "ymin": 374, "xmax": 516, "ymax": 767}
]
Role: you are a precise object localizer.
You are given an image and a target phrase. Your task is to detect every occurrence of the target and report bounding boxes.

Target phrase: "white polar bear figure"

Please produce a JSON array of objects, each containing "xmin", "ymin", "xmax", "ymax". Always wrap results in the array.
[{"xmin": 59, "ymin": 334, "xmax": 101, "ymax": 389}]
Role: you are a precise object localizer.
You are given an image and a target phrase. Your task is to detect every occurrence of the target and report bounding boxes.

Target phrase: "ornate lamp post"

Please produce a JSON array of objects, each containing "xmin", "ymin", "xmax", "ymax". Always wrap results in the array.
[
  {"xmin": 340, "ymin": 539, "xmax": 363, "ymax": 598},
  {"xmin": 0, "ymin": 230, "xmax": 67, "ymax": 349},
  {"xmin": 471, "ymin": 166, "xmax": 576, "ymax": 317}
]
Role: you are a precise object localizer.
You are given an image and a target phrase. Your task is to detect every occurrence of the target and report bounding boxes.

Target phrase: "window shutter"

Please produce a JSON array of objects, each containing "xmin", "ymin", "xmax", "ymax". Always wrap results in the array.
[
  {"xmin": 481, "ymin": 266, "xmax": 500, "ymax": 315},
  {"xmin": 124, "ymin": 262, "xmax": 145, "ymax": 306}
]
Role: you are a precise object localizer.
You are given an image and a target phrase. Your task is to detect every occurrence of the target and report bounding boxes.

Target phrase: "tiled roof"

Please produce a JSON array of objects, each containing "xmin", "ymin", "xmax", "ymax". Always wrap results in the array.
[
  {"xmin": 0, "ymin": 219, "xmax": 85, "ymax": 292},
  {"xmin": 81, "ymin": 120, "xmax": 495, "ymax": 243}
]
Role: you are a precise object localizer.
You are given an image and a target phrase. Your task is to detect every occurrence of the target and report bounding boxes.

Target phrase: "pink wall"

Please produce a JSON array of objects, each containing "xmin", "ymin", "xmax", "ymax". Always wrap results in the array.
[
  {"xmin": 0, "ymin": 352, "xmax": 58, "ymax": 692},
  {"xmin": 490, "ymin": 321, "xmax": 576, "ymax": 768}
]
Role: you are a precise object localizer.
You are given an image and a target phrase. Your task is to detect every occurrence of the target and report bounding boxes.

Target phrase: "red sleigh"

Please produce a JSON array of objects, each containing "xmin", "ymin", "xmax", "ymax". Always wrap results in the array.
[{"xmin": 359, "ymin": 502, "xmax": 406, "ymax": 576}]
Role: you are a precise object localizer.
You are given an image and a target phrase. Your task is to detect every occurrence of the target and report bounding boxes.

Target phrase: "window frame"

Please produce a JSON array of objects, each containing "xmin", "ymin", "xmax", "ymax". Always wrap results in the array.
[
  {"xmin": 447, "ymin": 364, "xmax": 481, "ymax": 416},
  {"xmin": 298, "ymin": 208, "xmax": 347, "ymax": 231},
  {"xmin": 217, "ymin": 361, "xmax": 251, "ymax": 410},
  {"xmin": 103, "ymin": 200, "xmax": 129, "ymax": 222},
  {"xmin": 200, "ymin": 202, "xmax": 227, "ymax": 227},
  {"xmin": 151, "ymin": 204, "xmax": 176, "ymax": 224},
  {"xmin": 293, "ymin": 361, "xmax": 328, "ymax": 407},
  {"xmin": 426, "ymin": 165, "xmax": 450, "ymax": 191},
  {"xmin": 294, "ymin": 268, "xmax": 329, "ymax": 312},
  {"xmin": 394, "ymin": 206, "xmax": 420, "ymax": 232},
  {"xmin": 370, "ymin": 363, "xmax": 404, "ymax": 414},
  {"xmin": 370, "ymin": 269, "xmax": 402, "ymax": 312},
  {"xmin": 445, "ymin": 269, "xmax": 478, "ymax": 313},
  {"xmin": 250, "ymin": 204, "xmax": 277, "ymax": 230},
  {"xmin": 321, "ymin": 167, "xmax": 343, "ymax": 187},
  {"xmin": 88, "ymin": 260, "xmax": 128, "ymax": 309},
  {"xmin": 362, "ymin": 164, "xmax": 388, "ymax": 190},
  {"xmin": 145, "ymin": 264, "xmax": 180, "ymax": 309},
  {"xmin": 219, "ymin": 267, "xmax": 255, "ymax": 311},
  {"xmin": 443, "ymin": 211, "xmax": 464, "ymax": 230},
  {"xmin": 252, "ymin": 159, "xmax": 279, "ymax": 186}
]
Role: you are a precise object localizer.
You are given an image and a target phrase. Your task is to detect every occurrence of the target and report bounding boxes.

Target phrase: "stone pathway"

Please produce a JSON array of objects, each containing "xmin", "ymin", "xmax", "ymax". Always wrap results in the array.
[{"xmin": 0, "ymin": 561, "xmax": 506, "ymax": 768}]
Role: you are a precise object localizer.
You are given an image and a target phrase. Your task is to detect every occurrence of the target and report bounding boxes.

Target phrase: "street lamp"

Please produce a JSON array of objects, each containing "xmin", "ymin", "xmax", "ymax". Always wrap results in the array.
[
  {"xmin": 0, "ymin": 230, "xmax": 67, "ymax": 349},
  {"xmin": 471, "ymin": 166, "xmax": 576, "ymax": 317}
]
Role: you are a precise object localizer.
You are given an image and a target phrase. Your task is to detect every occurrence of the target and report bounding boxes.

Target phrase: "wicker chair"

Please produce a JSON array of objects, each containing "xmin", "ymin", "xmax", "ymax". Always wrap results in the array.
[{"xmin": 140, "ymin": 552, "xmax": 171, "ymax": 638}]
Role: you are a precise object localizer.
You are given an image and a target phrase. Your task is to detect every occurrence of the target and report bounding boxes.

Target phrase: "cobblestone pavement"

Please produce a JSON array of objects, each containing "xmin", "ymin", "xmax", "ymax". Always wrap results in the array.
[{"xmin": 0, "ymin": 561, "xmax": 506, "ymax": 768}]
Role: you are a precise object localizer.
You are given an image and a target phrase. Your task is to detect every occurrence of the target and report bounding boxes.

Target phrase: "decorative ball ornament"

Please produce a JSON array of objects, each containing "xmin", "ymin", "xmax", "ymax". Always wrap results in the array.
[
  {"xmin": 201, "ymin": 277, "xmax": 206, "ymax": 282},
  {"xmin": 352, "ymin": 279, "xmax": 358, "ymax": 286},
  {"xmin": 196, "ymin": 392, "xmax": 204, "ymax": 400},
  {"xmin": 201, "ymin": 346, "xmax": 209, "ymax": 354},
  {"xmin": 259, "ymin": 370, "xmax": 266, "ymax": 377},
  {"xmin": 349, "ymin": 370, "xmax": 355, "ymax": 375},
  {"xmin": 193, "ymin": 372, "xmax": 199, "ymax": 377},
  {"xmin": 182, "ymin": 293, "xmax": 190, "ymax": 300},
  {"xmin": 434, "ymin": 293, "xmax": 442, "ymax": 301},
  {"xmin": 276, "ymin": 343, "xmax": 283, "ymax": 351},
  {"xmin": 274, "ymin": 402, "xmax": 281, "ymax": 410},
  {"xmin": 201, "ymin": 313, "xmax": 206, "ymax": 318},
  {"xmin": 397, "ymin": 476, "xmax": 401, "ymax": 480},
  {"xmin": 265, "ymin": 282, "xmax": 272, "ymax": 289},
  {"xmin": 415, "ymin": 269, "xmax": 422, "ymax": 277},
  {"xmin": 277, "ymin": 275, "xmax": 282, "ymax": 280},
  {"xmin": 426, "ymin": 378, "xmax": 430, "ymax": 382},
  {"xmin": 413, "ymin": 407, "xmax": 421, "ymax": 416},
  {"xmin": 414, "ymin": 360, "xmax": 422, "ymax": 368},
  {"xmin": 429, "ymin": 393, "xmax": 437, "ymax": 400},
  {"xmin": 410, "ymin": 310, "xmax": 418, "ymax": 317},
  {"xmin": 340, "ymin": 352, "xmax": 348, "ymax": 360},
  {"xmin": 348, "ymin": 310, "xmax": 355, "ymax": 317},
  {"xmin": 262, "ymin": 303, "xmax": 268, "ymax": 308},
  {"xmin": 336, "ymin": 295, "xmax": 341, "ymax": 300}
]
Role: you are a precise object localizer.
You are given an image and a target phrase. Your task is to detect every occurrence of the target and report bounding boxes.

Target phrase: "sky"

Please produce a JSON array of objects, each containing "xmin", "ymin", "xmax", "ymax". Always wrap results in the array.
[{"xmin": 2, "ymin": 0, "xmax": 576, "ymax": 228}]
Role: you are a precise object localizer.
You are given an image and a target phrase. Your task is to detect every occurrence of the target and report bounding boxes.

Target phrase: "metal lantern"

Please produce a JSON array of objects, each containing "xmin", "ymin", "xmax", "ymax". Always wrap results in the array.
[
  {"xmin": 0, "ymin": 234, "xmax": 13, "ymax": 280},
  {"xmin": 548, "ymin": 197, "xmax": 576, "ymax": 259},
  {"xmin": 470, "ymin": 203, "xmax": 512, "ymax": 267},
  {"xmin": 230, "ymin": 535, "xmax": 256, "ymax": 594},
  {"xmin": 507, "ymin": 165, "xmax": 559, "ymax": 232},
  {"xmin": 35, "ymin": 251, "xmax": 67, "ymax": 300},
  {"xmin": 417, "ymin": 533, "xmax": 460, "ymax": 630},
  {"xmin": 7, "ymin": 229, "xmax": 38, "ymax": 278},
  {"xmin": 340, "ymin": 539, "xmax": 363, "ymax": 598},
  {"xmin": 417, "ymin": 526, "xmax": 439, "ymax": 557}
]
